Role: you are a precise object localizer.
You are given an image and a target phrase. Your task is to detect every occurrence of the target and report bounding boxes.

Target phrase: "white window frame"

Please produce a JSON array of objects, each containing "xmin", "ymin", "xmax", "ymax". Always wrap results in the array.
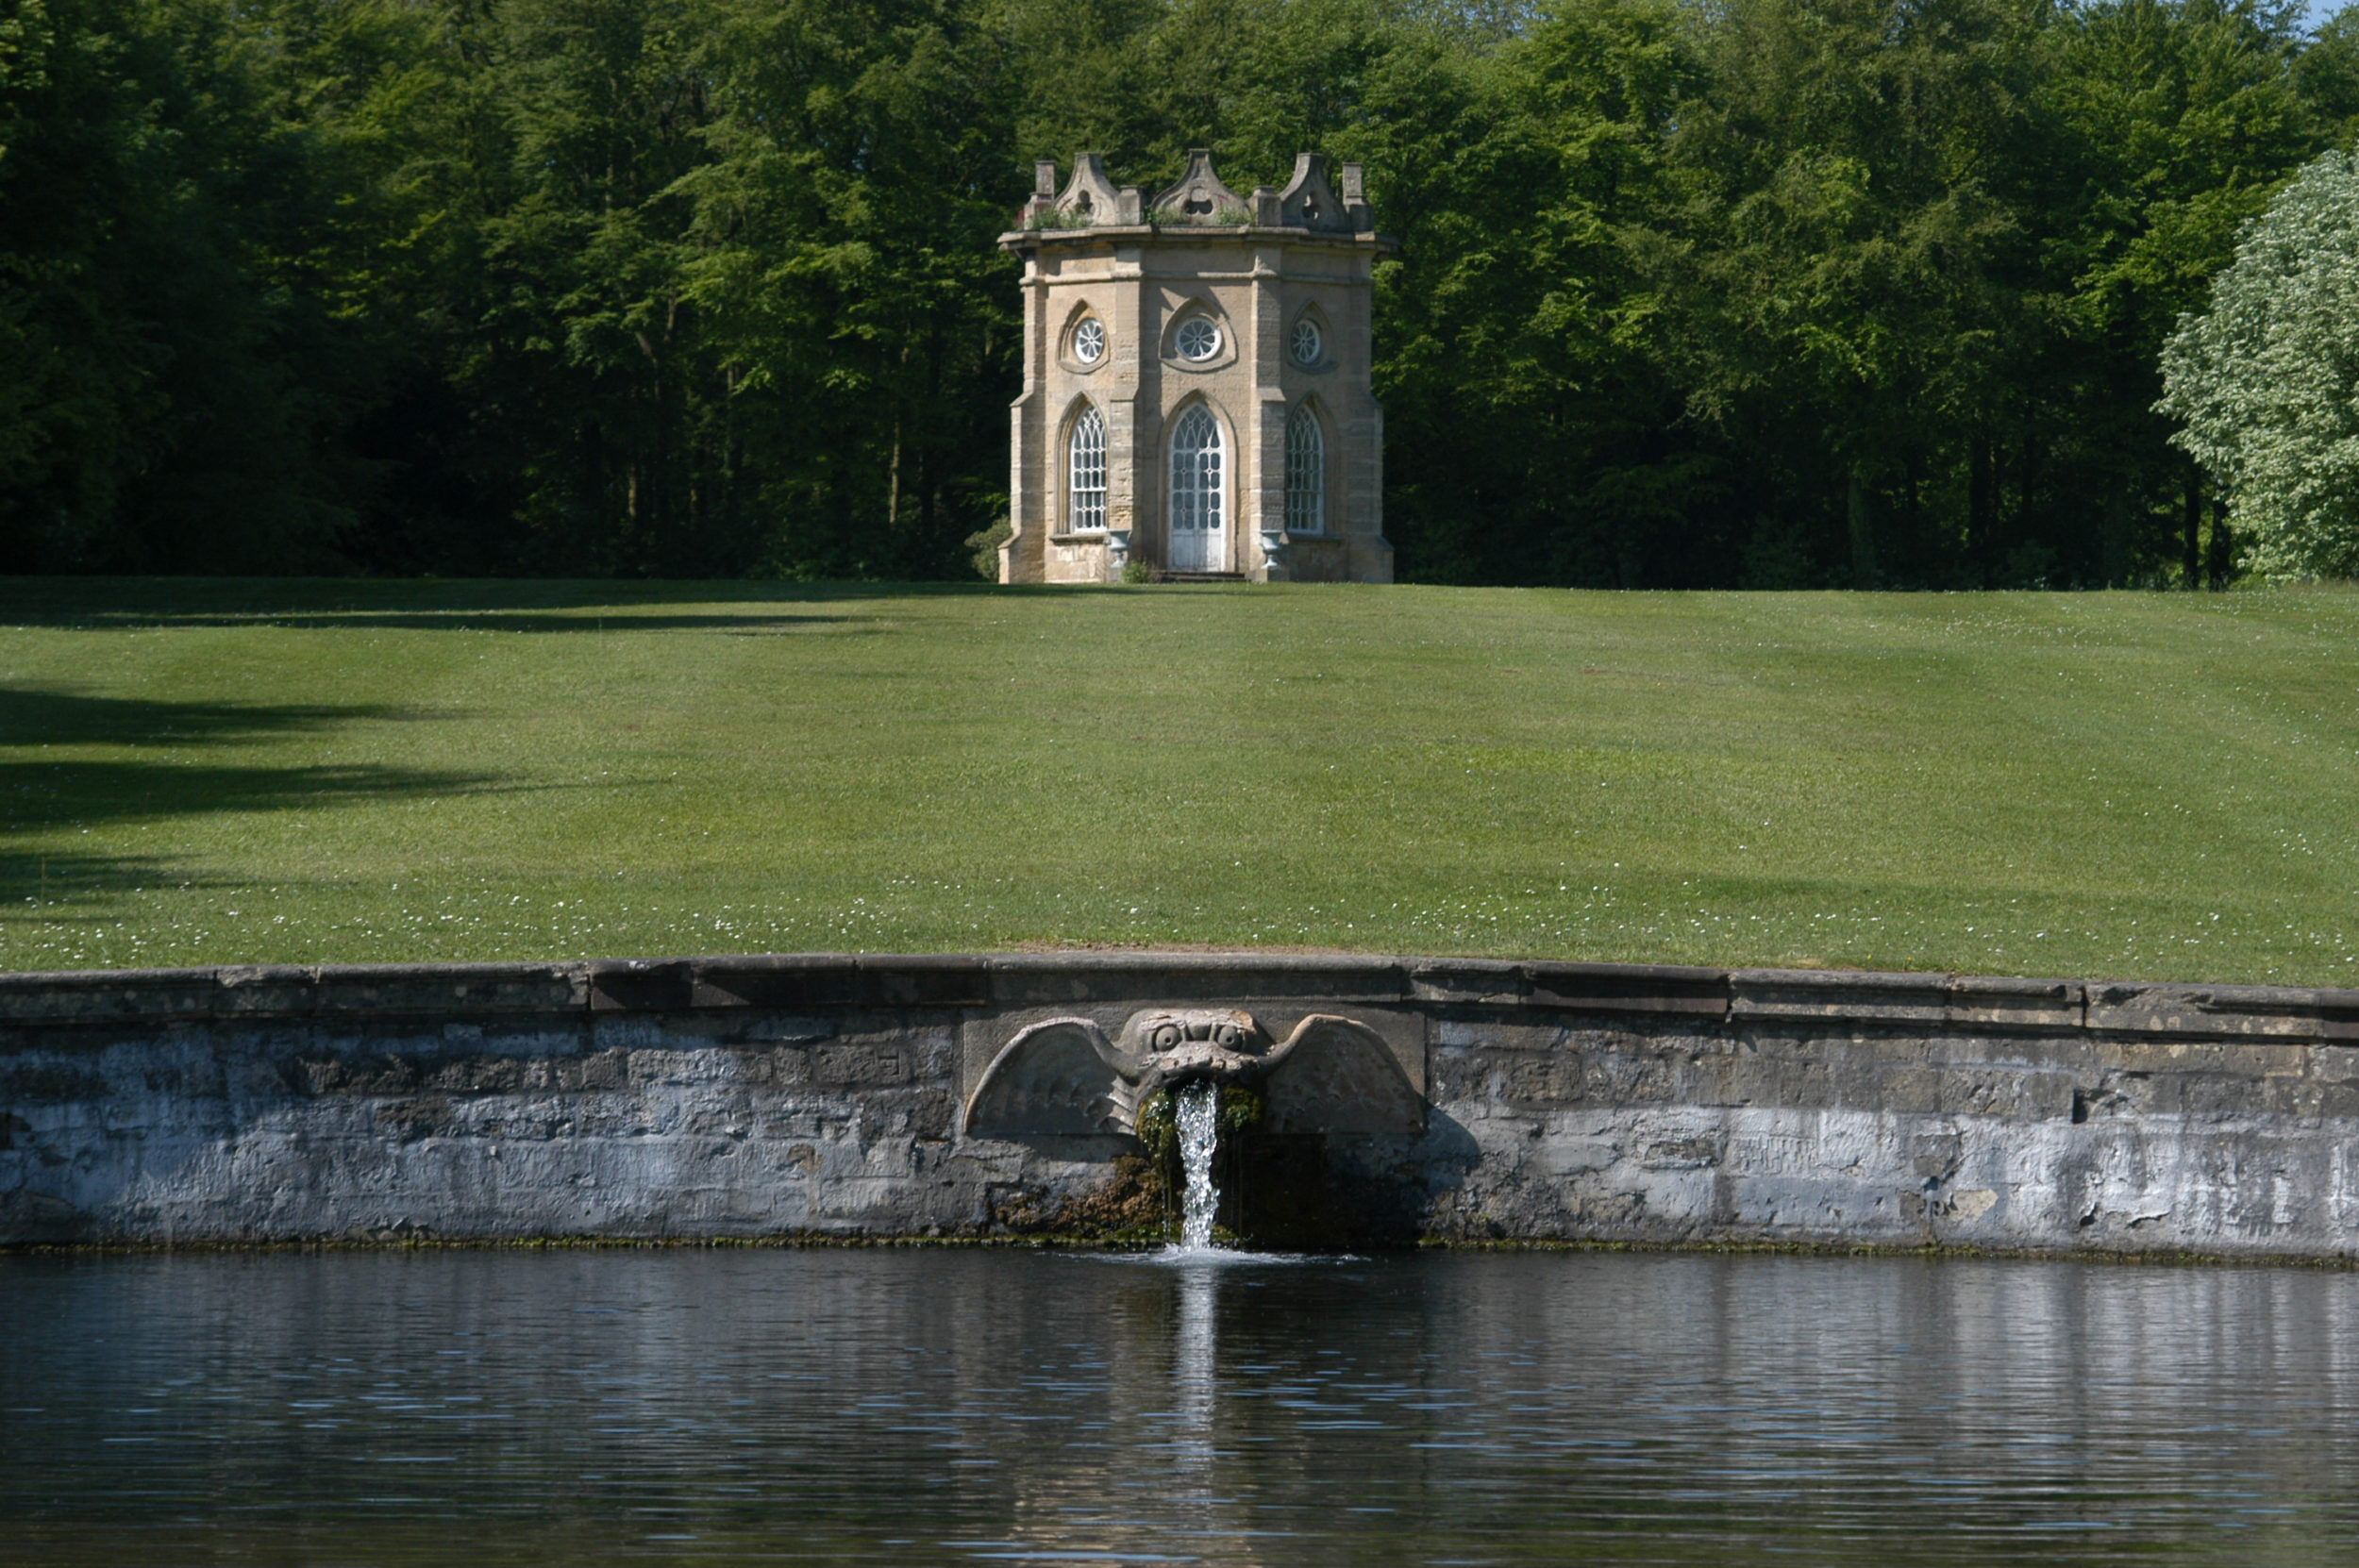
[
  {"xmin": 1285, "ymin": 404, "xmax": 1325, "ymax": 535},
  {"xmin": 1170, "ymin": 406, "xmax": 1225, "ymax": 550},
  {"xmin": 1073, "ymin": 317, "xmax": 1105, "ymax": 365},
  {"xmin": 1176, "ymin": 318, "xmax": 1222, "ymax": 361},
  {"xmin": 1068, "ymin": 406, "xmax": 1108, "ymax": 534}
]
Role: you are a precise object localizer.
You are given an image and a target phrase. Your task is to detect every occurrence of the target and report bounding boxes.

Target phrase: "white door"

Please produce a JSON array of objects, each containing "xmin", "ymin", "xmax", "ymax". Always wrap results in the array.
[{"xmin": 1168, "ymin": 407, "xmax": 1225, "ymax": 571}]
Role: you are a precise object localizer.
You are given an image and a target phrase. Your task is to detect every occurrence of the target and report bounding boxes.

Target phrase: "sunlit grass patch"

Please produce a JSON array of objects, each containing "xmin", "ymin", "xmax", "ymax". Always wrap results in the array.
[{"xmin": 3, "ymin": 577, "xmax": 2355, "ymax": 984}]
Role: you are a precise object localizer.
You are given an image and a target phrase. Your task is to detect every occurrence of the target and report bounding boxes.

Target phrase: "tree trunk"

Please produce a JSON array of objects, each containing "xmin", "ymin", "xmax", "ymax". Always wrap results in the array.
[
  {"xmin": 2102, "ymin": 487, "xmax": 2129, "ymax": 588},
  {"xmin": 886, "ymin": 338, "xmax": 913, "ymax": 534},
  {"xmin": 2183, "ymin": 461, "xmax": 2202, "ymax": 589},
  {"xmin": 1847, "ymin": 468, "xmax": 1877, "ymax": 590},
  {"xmin": 2207, "ymin": 499, "xmax": 2234, "ymax": 591},
  {"xmin": 1968, "ymin": 430, "xmax": 1995, "ymax": 575},
  {"xmin": 1901, "ymin": 448, "xmax": 1922, "ymax": 586}
]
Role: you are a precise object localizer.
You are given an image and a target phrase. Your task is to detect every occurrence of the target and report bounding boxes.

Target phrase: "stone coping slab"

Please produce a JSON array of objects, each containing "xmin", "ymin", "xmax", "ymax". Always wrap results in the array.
[{"xmin": 0, "ymin": 954, "xmax": 2355, "ymax": 1043}]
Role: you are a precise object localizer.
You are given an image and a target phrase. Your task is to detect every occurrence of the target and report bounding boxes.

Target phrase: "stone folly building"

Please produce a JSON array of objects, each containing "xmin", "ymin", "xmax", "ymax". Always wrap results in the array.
[{"xmin": 996, "ymin": 150, "xmax": 1396, "ymax": 584}]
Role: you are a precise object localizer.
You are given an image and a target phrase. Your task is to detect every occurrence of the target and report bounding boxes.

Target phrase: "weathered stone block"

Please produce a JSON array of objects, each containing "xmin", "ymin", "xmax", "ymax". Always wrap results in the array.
[
  {"xmin": 2096, "ymin": 1070, "xmax": 2182, "ymax": 1116},
  {"xmin": 2320, "ymin": 992, "xmax": 2359, "ymax": 1043},
  {"xmin": 1761, "ymin": 1056, "xmax": 1847, "ymax": 1110},
  {"xmin": 1423, "ymin": 1046, "xmax": 1491, "ymax": 1102},
  {"xmin": 1408, "ymin": 959, "xmax": 1523, "ymax": 1006},
  {"xmin": 1731, "ymin": 968, "xmax": 1949, "ymax": 1025},
  {"xmin": 1492, "ymin": 1052, "xmax": 1586, "ymax": 1111},
  {"xmin": 589, "ymin": 959, "xmax": 695, "ymax": 1012},
  {"xmin": 855, "ymin": 955, "xmax": 990, "ymax": 1009},
  {"xmin": 0, "ymin": 967, "xmax": 216, "ymax": 1025},
  {"xmin": 1579, "ymin": 1047, "xmax": 1690, "ymax": 1106},
  {"xmin": 0, "ymin": 1060, "xmax": 109, "ymax": 1103},
  {"xmin": 811, "ymin": 1042, "xmax": 915, "ymax": 1089},
  {"xmin": 989, "ymin": 953, "xmax": 1407, "ymax": 1007},
  {"xmin": 312, "ymin": 961, "xmax": 588, "ymax": 1018},
  {"xmin": 691, "ymin": 955, "xmax": 862, "ymax": 1009},
  {"xmin": 216, "ymin": 965, "xmax": 323, "ymax": 1017},
  {"xmin": 1523, "ymin": 961, "xmax": 1729, "ymax": 1018},
  {"xmin": 1434, "ymin": 1019, "xmax": 1566, "ymax": 1054},
  {"xmin": 2087, "ymin": 981, "xmax": 2329, "ymax": 1040},
  {"xmin": 1947, "ymin": 975, "xmax": 2082, "ymax": 1032},
  {"xmin": 1877, "ymin": 1063, "xmax": 1943, "ymax": 1114},
  {"xmin": 1936, "ymin": 1066, "xmax": 2075, "ymax": 1120},
  {"xmin": 424, "ymin": 1056, "xmax": 527, "ymax": 1095}
]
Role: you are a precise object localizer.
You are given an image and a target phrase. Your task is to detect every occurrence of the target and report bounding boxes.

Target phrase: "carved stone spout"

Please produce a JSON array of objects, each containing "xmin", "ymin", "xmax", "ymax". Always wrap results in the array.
[
  {"xmin": 1128, "ymin": 1009, "xmax": 1264, "ymax": 1096},
  {"xmin": 964, "ymin": 1009, "xmax": 1421, "ymax": 1139}
]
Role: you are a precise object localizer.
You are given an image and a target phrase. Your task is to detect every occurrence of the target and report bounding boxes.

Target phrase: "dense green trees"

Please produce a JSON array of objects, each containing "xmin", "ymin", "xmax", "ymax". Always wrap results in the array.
[
  {"xmin": 1381, "ymin": 0, "xmax": 2332, "ymax": 586},
  {"xmin": 0, "ymin": 0, "xmax": 381, "ymax": 572},
  {"xmin": 2161, "ymin": 149, "xmax": 2359, "ymax": 577},
  {"xmin": 0, "ymin": 0, "xmax": 2349, "ymax": 582}
]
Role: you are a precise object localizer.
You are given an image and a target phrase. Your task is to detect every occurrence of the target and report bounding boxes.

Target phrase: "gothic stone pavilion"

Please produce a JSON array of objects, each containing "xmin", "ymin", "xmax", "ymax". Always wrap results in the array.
[{"xmin": 997, "ymin": 150, "xmax": 1397, "ymax": 584}]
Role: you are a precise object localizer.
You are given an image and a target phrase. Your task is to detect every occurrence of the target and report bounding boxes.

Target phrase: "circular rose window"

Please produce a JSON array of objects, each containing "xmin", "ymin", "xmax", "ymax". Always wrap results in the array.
[
  {"xmin": 1073, "ymin": 319, "xmax": 1105, "ymax": 364},
  {"xmin": 1292, "ymin": 318, "xmax": 1322, "ymax": 365},
  {"xmin": 1176, "ymin": 318, "xmax": 1221, "ymax": 361}
]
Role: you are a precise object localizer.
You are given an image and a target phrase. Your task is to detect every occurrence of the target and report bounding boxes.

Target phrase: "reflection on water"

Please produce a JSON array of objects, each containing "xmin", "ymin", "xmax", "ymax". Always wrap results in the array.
[
  {"xmin": 1174, "ymin": 1260, "xmax": 1216, "ymax": 1480},
  {"xmin": 6, "ymin": 1248, "xmax": 2359, "ymax": 1564}
]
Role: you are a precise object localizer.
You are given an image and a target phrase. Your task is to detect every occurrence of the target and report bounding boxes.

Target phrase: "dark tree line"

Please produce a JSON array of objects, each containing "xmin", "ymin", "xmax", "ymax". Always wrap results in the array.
[{"xmin": 3, "ymin": 0, "xmax": 2353, "ymax": 584}]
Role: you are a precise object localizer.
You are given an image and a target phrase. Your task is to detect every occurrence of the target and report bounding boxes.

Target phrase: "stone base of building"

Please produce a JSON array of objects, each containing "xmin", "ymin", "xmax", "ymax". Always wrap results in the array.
[{"xmin": 1011, "ymin": 531, "xmax": 1395, "ymax": 585}]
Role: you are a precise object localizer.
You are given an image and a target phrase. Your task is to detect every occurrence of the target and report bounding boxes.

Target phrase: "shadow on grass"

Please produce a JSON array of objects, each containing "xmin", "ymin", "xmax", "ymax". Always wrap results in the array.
[
  {"xmin": 0, "ymin": 759, "xmax": 515, "ymax": 933},
  {"xmin": 0, "ymin": 849, "xmax": 194, "ymax": 906},
  {"xmin": 2, "ymin": 687, "xmax": 513, "ymax": 914},
  {"xmin": 77, "ymin": 612, "xmax": 868, "ymax": 635},
  {"xmin": 0, "ymin": 577, "xmax": 992, "ymax": 625},
  {"xmin": 1, "ymin": 760, "xmax": 504, "ymax": 836},
  {"xmin": 0, "ymin": 575, "xmax": 1220, "ymax": 629},
  {"xmin": 0, "ymin": 688, "xmax": 428, "ymax": 748}
]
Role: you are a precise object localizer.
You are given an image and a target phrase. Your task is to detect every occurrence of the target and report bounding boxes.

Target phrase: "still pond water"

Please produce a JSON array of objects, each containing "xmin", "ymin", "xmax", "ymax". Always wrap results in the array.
[{"xmin": 6, "ymin": 1248, "xmax": 2359, "ymax": 1565}]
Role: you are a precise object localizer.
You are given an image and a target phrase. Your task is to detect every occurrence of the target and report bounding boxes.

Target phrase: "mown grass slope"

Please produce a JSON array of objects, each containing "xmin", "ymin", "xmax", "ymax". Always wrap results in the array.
[{"xmin": 3, "ymin": 578, "xmax": 2354, "ymax": 983}]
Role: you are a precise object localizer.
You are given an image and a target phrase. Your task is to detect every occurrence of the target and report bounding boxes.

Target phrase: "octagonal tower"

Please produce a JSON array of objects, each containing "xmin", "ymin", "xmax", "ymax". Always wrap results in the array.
[{"xmin": 997, "ymin": 149, "xmax": 1396, "ymax": 584}]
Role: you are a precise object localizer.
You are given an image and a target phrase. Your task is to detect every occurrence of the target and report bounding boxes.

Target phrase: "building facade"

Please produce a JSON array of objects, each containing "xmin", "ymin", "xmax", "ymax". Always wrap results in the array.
[{"xmin": 997, "ymin": 150, "xmax": 1395, "ymax": 584}]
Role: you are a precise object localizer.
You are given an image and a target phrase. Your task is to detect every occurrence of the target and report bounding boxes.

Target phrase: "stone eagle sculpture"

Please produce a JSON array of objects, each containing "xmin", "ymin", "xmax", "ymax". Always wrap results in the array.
[{"xmin": 964, "ymin": 1009, "xmax": 1422, "ymax": 1139}]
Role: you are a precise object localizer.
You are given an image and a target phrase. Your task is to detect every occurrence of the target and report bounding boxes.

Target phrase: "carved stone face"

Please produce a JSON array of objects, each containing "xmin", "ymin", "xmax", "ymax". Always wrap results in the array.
[
  {"xmin": 1119, "ymin": 1009, "xmax": 1266, "ymax": 1091},
  {"xmin": 1122, "ymin": 1009, "xmax": 1260, "ymax": 1056}
]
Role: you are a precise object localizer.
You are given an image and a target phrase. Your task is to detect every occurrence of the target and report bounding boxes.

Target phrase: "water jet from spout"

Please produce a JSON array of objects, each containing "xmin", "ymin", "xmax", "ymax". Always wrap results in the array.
[{"xmin": 1176, "ymin": 1079, "xmax": 1220, "ymax": 1253}]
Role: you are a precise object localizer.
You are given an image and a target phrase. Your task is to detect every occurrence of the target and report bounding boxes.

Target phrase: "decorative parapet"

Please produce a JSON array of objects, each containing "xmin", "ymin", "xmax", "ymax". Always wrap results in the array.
[
  {"xmin": 1009, "ymin": 149, "xmax": 1379, "ymax": 241},
  {"xmin": 1275, "ymin": 152, "xmax": 1363, "ymax": 232},
  {"xmin": 1149, "ymin": 148, "xmax": 1249, "ymax": 225},
  {"xmin": 1017, "ymin": 151, "xmax": 1144, "ymax": 230}
]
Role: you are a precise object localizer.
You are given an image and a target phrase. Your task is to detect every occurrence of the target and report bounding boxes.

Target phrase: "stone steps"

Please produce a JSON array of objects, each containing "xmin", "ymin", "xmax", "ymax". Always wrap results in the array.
[{"xmin": 1153, "ymin": 569, "xmax": 1247, "ymax": 584}]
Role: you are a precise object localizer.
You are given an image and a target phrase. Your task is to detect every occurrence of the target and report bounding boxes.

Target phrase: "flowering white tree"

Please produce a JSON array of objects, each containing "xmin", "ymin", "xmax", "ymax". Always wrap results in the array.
[{"xmin": 2160, "ymin": 152, "xmax": 2359, "ymax": 580}]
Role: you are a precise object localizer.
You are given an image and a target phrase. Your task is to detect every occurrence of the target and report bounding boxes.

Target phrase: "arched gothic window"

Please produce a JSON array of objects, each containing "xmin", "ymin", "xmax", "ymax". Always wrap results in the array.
[
  {"xmin": 1285, "ymin": 405, "xmax": 1325, "ymax": 535},
  {"xmin": 1068, "ymin": 406, "xmax": 1107, "ymax": 533},
  {"xmin": 1169, "ymin": 406, "xmax": 1224, "ymax": 567}
]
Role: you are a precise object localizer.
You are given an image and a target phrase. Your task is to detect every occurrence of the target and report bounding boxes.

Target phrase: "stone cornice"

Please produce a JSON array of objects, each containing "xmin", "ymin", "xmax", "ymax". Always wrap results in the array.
[{"xmin": 3, "ymin": 952, "xmax": 2354, "ymax": 1043}]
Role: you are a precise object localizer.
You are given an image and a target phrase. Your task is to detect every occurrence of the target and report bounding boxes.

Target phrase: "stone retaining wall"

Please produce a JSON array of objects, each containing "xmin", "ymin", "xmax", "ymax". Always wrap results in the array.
[{"xmin": 5, "ymin": 953, "xmax": 2359, "ymax": 1257}]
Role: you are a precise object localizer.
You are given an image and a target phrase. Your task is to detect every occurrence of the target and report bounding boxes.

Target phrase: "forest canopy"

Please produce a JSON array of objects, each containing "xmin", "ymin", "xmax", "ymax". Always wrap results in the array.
[{"xmin": 1, "ymin": 0, "xmax": 2351, "ymax": 586}]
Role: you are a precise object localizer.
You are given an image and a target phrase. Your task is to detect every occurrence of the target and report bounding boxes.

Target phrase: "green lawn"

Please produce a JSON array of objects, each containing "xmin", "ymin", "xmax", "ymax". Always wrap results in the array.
[{"xmin": 3, "ymin": 577, "xmax": 2355, "ymax": 985}]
